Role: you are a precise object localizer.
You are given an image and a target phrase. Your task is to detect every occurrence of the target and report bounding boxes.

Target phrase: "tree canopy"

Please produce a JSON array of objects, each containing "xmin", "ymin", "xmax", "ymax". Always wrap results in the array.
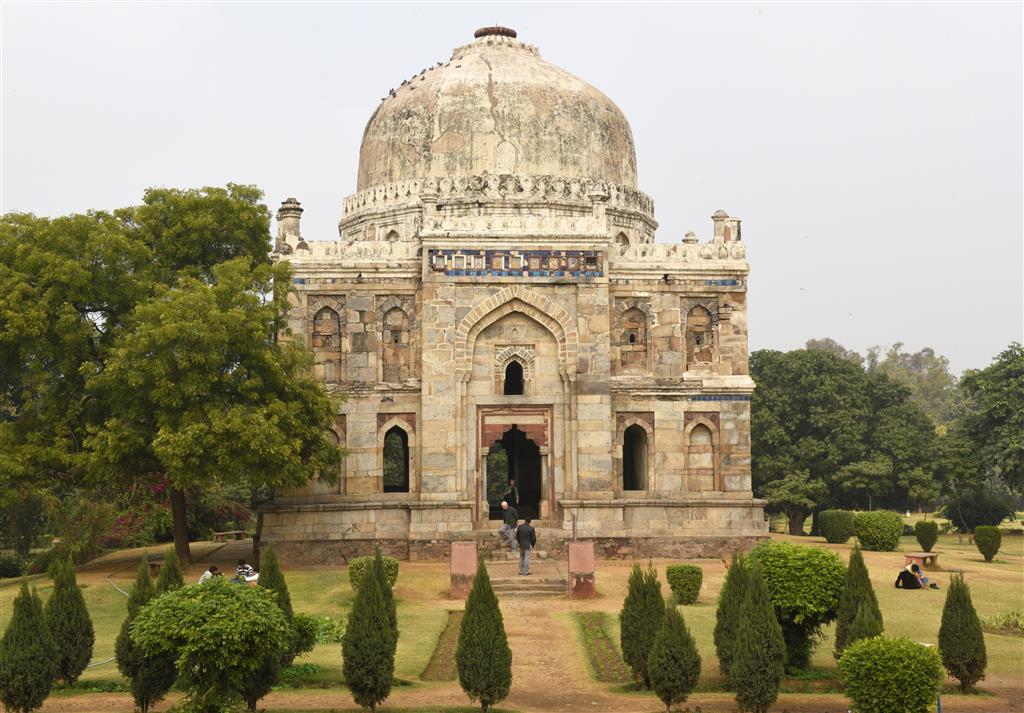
[
  {"xmin": 1, "ymin": 185, "xmax": 340, "ymax": 563},
  {"xmin": 751, "ymin": 348, "xmax": 939, "ymax": 529}
]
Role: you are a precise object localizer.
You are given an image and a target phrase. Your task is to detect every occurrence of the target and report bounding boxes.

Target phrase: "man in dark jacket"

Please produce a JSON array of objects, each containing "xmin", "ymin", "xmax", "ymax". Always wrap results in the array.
[
  {"xmin": 516, "ymin": 518, "xmax": 537, "ymax": 575},
  {"xmin": 498, "ymin": 501, "xmax": 518, "ymax": 552}
]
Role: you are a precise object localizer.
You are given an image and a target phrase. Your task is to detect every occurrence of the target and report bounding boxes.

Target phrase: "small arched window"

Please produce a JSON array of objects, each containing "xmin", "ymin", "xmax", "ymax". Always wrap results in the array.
[
  {"xmin": 623, "ymin": 425, "xmax": 648, "ymax": 491},
  {"xmin": 312, "ymin": 307, "xmax": 340, "ymax": 349},
  {"xmin": 385, "ymin": 229, "xmax": 400, "ymax": 242},
  {"xmin": 615, "ymin": 232, "xmax": 630, "ymax": 248},
  {"xmin": 685, "ymin": 305, "xmax": 714, "ymax": 366},
  {"xmin": 503, "ymin": 360, "xmax": 524, "ymax": 395},
  {"xmin": 383, "ymin": 426, "xmax": 409, "ymax": 493}
]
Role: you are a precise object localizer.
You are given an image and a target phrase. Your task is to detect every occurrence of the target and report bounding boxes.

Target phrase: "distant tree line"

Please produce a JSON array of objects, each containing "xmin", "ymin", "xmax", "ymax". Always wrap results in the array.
[{"xmin": 753, "ymin": 340, "xmax": 1022, "ymax": 533}]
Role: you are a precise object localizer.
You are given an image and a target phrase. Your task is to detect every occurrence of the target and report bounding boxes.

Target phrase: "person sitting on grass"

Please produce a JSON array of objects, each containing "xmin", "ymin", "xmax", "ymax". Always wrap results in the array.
[
  {"xmin": 896, "ymin": 563, "xmax": 938, "ymax": 589},
  {"xmin": 233, "ymin": 558, "xmax": 259, "ymax": 584},
  {"xmin": 198, "ymin": 565, "xmax": 221, "ymax": 583}
]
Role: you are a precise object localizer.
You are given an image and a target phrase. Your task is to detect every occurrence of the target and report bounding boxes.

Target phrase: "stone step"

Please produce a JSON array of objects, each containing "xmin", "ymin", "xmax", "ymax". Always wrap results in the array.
[
  {"xmin": 495, "ymin": 588, "xmax": 568, "ymax": 598},
  {"xmin": 485, "ymin": 550, "xmax": 550, "ymax": 561},
  {"xmin": 492, "ymin": 581, "xmax": 565, "ymax": 591}
]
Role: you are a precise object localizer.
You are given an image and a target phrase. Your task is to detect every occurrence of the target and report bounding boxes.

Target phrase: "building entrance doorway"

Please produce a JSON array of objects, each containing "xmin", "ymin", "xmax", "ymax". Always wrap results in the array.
[{"xmin": 486, "ymin": 425, "xmax": 542, "ymax": 520}]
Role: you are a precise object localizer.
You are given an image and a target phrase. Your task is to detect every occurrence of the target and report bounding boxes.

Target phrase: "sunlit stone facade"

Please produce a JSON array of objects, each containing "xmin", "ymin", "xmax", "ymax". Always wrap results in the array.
[{"xmin": 261, "ymin": 27, "xmax": 766, "ymax": 561}]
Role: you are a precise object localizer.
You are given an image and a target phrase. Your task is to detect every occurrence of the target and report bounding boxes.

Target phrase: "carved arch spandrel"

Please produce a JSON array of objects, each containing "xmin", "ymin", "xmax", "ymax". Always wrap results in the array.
[{"xmin": 454, "ymin": 286, "xmax": 577, "ymax": 375}]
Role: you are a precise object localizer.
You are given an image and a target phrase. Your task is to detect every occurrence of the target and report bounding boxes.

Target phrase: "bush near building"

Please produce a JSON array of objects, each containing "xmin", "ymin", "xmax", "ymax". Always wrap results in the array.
[
  {"xmin": 834, "ymin": 547, "xmax": 883, "ymax": 659},
  {"xmin": 348, "ymin": 555, "xmax": 400, "ymax": 589},
  {"xmin": 914, "ymin": 520, "xmax": 939, "ymax": 552},
  {"xmin": 839, "ymin": 636, "xmax": 943, "ymax": 713},
  {"xmin": 973, "ymin": 525, "xmax": 1001, "ymax": 562},
  {"xmin": 818, "ymin": 509, "xmax": 856, "ymax": 544},
  {"xmin": 854, "ymin": 511, "xmax": 903, "ymax": 551},
  {"xmin": 665, "ymin": 564, "xmax": 702, "ymax": 605},
  {"xmin": 647, "ymin": 605, "xmax": 701, "ymax": 712},
  {"xmin": 730, "ymin": 562, "xmax": 785, "ymax": 713},
  {"xmin": 748, "ymin": 541, "xmax": 844, "ymax": 670},
  {"xmin": 939, "ymin": 574, "xmax": 987, "ymax": 691},
  {"xmin": 455, "ymin": 559, "xmax": 511, "ymax": 712},
  {"xmin": 619, "ymin": 563, "xmax": 664, "ymax": 688},
  {"xmin": 713, "ymin": 553, "xmax": 748, "ymax": 679}
]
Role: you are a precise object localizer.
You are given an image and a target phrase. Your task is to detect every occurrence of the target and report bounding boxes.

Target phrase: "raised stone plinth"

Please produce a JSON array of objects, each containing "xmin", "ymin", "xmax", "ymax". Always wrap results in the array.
[
  {"xmin": 568, "ymin": 540, "xmax": 596, "ymax": 599},
  {"xmin": 450, "ymin": 541, "xmax": 478, "ymax": 598}
]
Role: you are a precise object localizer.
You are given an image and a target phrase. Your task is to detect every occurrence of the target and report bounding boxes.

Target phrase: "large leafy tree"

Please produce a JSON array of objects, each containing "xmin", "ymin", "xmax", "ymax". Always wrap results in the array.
[
  {"xmin": 751, "ymin": 349, "xmax": 871, "ymax": 531},
  {"xmin": 752, "ymin": 348, "xmax": 940, "ymax": 524},
  {"xmin": 85, "ymin": 257, "xmax": 339, "ymax": 563},
  {"xmin": 0, "ymin": 211, "xmax": 151, "ymax": 497},
  {"xmin": 958, "ymin": 343, "xmax": 1024, "ymax": 491},
  {"xmin": 3, "ymin": 184, "xmax": 340, "ymax": 565}
]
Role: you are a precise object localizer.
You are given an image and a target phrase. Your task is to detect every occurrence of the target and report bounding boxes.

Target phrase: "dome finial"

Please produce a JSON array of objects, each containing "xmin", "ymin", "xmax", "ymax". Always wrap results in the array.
[{"xmin": 474, "ymin": 26, "xmax": 517, "ymax": 39}]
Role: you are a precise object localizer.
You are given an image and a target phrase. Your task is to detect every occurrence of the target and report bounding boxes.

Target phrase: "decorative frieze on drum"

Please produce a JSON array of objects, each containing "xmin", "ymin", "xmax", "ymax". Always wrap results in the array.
[{"xmin": 427, "ymin": 249, "xmax": 603, "ymax": 278}]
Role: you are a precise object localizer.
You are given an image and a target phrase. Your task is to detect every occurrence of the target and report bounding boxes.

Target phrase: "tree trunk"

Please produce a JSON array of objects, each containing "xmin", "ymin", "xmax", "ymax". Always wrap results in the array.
[
  {"xmin": 788, "ymin": 510, "xmax": 808, "ymax": 535},
  {"xmin": 169, "ymin": 486, "xmax": 192, "ymax": 565}
]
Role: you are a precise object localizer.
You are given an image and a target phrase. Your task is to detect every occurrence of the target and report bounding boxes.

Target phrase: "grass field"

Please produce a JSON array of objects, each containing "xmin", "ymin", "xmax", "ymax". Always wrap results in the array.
[{"xmin": 1, "ymin": 525, "xmax": 1021, "ymax": 712}]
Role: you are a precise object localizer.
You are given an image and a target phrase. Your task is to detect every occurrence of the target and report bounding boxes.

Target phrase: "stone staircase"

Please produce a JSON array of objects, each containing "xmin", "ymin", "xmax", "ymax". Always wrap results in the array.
[{"xmin": 485, "ymin": 559, "xmax": 567, "ymax": 598}]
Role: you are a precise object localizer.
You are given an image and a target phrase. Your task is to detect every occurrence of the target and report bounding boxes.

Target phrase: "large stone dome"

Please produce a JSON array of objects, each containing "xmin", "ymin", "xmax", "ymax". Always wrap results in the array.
[{"xmin": 356, "ymin": 27, "xmax": 638, "ymax": 191}]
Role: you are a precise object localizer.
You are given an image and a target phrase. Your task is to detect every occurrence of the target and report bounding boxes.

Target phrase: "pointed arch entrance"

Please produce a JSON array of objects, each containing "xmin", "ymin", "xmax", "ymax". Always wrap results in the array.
[{"xmin": 477, "ymin": 405, "xmax": 553, "ymax": 525}]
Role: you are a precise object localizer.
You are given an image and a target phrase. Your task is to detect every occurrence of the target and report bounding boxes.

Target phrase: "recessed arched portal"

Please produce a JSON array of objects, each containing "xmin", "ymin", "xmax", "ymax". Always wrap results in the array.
[{"xmin": 486, "ymin": 425, "xmax": 541, "ymax": 520}]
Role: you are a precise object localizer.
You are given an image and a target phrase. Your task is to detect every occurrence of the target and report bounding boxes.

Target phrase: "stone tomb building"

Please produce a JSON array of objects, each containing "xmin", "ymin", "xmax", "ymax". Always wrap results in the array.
[{"xmin": 262, "ymin": 27, "xmax": 767, "ymax": 560}]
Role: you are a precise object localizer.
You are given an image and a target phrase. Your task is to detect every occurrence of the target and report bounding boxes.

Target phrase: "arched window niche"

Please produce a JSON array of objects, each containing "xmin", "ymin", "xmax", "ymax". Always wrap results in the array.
[
  {"xmin": 503, "ymin": 360, "xmax": 525, "ymax": 395},
  {"xmin": 312, "ymin": 307, "xmax": 340, "ymax": 349},
  {"xmin": 622, "ymin": 424, "xmax": 649, "ymax": 491},
  {"xmin": 685, "ymin": 305, "xmax": 715, "ymax": 366},
  {"xmin": 382, "ymin": 426, "xmax": 409, "ymax": 493}
]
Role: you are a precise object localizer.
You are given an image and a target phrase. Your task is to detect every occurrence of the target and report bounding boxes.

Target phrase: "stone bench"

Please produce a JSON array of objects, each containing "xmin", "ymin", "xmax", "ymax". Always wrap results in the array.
[
  {"xmin": 904, "ymin": 551, "xmax": 939, "ymax": 570},
  {"xmin": 212, "ymin": 530, "xmax": 248, "ymax": 542}
]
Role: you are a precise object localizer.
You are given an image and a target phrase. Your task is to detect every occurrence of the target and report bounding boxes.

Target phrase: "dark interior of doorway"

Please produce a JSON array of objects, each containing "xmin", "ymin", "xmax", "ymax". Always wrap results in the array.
[{"xmin": 486, "ymin": 425, "xmax": 541, "ymax": 520}]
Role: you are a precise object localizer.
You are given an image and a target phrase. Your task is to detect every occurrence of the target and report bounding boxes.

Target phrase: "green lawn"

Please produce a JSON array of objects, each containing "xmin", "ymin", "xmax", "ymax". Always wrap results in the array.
[{"xmin": 1, "ymin": 530, "xmax": 1021, "ymax": 703}]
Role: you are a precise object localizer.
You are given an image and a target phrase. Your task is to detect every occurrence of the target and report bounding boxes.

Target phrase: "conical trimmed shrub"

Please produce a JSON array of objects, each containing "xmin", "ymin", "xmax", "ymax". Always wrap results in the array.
[
  {"xmin": 44, "ymin": 559, "xmax": 95, "ymax": 686},
  {"xmin": 342, "ymin": 551, "xmax": 394, "ymax": 712},
  {"xmin": 455, "ymin": 558, "xmax": 512, "ymax": 711},
  {"xmin": 847, "ymin": 599, "xmax": 883, "ymax": 646},
  {"xmin": 374, "ymin": 548, "xmax": 398, "ymax": 657},
  {"xmin": 620, "ymin": 563, "xmax": 664, "ymax": 688},
  {"xmin": 115, "ymin": 557, "xmax": 177, "ymax": 713},
  {"xmin": 938, "ymin": 573, "xmax": 987, "ymax": 691},
  {"xmin": 258, "ymin": 545, "xmax": 293, "ymax": 619},
  {"xmin": 0, "ymin": 581, "xmax": 58, "ymax": 713},
  {"xmin": 730, "ymin": 562, "xmax": 785, "ymax": 713},
  {"xmin": 834, "ymin": 547, "xmax": 883, "ymax": 658},
  {"xmin": 714, "ymin": 552, "xmax": 748, "ymax": 678},
  {"xmin": 647, "ymin": 602, "xmax": 701, "ymax": 711},
  {"xmin": 155, "ymin": 549, "xmax": 183, "ymax": 593}
]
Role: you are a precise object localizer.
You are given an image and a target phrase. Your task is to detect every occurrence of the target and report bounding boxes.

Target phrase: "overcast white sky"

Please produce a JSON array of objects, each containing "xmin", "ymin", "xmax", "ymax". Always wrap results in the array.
[{"xmin": 2, "ymin": 2, "xmax": 1021, "ymax": 373}]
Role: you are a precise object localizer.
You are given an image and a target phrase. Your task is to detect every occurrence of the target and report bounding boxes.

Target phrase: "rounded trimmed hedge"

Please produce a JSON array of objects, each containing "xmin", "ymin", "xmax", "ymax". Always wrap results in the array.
[
  {"xmin": 347, "ymin": 555, "xmax": 400, "ymax": 590},
  {"xmin": 854, "ymin": 511, "xmax": 903, "ymax": 551},
  {"xmin": 839, "ymin": 636, "xmax": 943, "ymax": 713},
  {"xmin": 818, "ymin": 510, "xmax": 856, "ymax": 544},
  {"xmin": 974, "ymin": 526, "xmax": 1001, "ymax": 562},
  {"xmin": 914, "ymin": 520, "xmax": 939, "ymax": 553},
  {"xmin": 748, "ymin": 541, "xmax": 845, "ymax": 670},
  {"xmin": 665, "ymin": 564, "xmax": 702, "ymax": 605}
]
